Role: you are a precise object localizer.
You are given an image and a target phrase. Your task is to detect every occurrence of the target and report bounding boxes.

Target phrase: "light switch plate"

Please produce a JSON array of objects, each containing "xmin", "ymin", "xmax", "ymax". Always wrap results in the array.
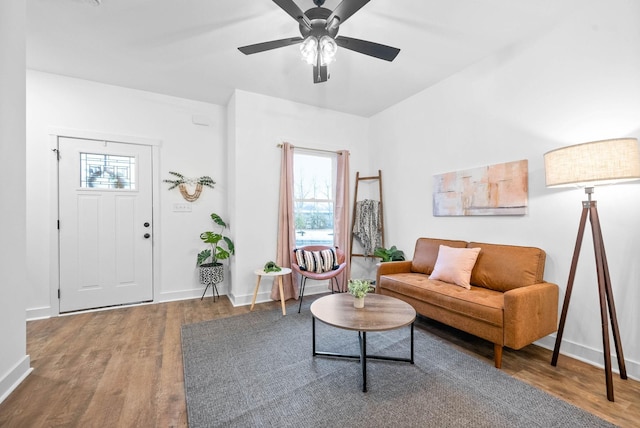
[{"xmin": 173, "ymin": 203, "xmax": 192, "ymax": 212}]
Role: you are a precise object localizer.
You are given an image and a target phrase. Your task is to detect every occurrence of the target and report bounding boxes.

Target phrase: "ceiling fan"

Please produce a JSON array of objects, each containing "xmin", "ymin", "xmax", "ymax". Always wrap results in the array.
[{"xmin": 238, "ymin": 0, "xmax": 401, "ymax": 83}]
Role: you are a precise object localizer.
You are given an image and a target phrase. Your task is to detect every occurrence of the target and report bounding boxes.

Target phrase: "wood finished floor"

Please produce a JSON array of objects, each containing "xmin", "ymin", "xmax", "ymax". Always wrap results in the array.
[{"xmin": 1, "ymin": 295, "xmax": 638, "ymax": 427}]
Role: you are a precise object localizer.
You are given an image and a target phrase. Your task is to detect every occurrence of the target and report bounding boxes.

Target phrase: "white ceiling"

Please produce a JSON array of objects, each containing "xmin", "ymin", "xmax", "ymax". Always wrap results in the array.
[{"xmin": 26, "ymin": 0, "xmax": 581, "ymax": 117}]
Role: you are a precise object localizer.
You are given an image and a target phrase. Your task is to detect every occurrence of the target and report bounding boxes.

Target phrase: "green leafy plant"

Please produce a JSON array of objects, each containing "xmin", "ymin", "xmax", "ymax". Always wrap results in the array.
[
  {"xmin": 373, "ymin": 245, "xmax": 406, "ymax": 262},
  {"xmin": 197, "ymin": 213, "xmax": 235, "ymax": 267},
  {"xmin": 348, "ymin": 279, "xmax": 373, "ymax": 299},
  {"xmin": 263, "ymin": 261, "xmax": 281, "ymax": 273}
]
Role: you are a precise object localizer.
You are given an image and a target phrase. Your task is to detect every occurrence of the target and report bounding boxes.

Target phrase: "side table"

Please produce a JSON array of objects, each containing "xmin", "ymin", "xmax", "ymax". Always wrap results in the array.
[{"xmin": 251, "ymin": 267, "xmax": 292, "ymax": 316}]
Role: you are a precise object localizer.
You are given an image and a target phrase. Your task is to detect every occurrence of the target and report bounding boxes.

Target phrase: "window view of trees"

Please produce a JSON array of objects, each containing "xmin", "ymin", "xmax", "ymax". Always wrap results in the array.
[{"xmin": 293, "ymin": 152, "xmax": 335, "ymax": 247}]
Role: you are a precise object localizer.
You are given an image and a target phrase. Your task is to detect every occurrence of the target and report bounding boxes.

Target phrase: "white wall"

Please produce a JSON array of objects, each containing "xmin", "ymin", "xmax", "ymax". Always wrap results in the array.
[
  {"xmin": 0, "ymin": 0, "xmax": 31, "ymax": 403},
  {"xmin": 370, "ymin": 0, "xmax": 640, "ymax": 379},
  {"xmin": 26, "ymin": 71, "xmax": 227, "ymax": 316},
  {"xmin": 227, "ymin": 90, "xmax": 372, "ymax": 305}
]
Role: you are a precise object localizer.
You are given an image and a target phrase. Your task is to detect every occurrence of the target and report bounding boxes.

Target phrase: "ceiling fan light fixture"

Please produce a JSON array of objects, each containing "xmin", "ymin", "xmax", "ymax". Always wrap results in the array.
[
  {"xmin": 300, "ymin": 36, "xmax": 318, "ymax": 65},
  {"xmin": 319, "ymin": 35, "xmax": 337, "ymax": 65},
  {"xmin": 238, "ymin": 0, "xmax": 400, "ymax": 83}
]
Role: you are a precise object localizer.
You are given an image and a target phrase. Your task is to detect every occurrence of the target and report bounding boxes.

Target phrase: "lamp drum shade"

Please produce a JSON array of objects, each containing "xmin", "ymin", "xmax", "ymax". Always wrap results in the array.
[{"xmin": 544, "ymin": 138, "xmax": 640, "ymax": 187}]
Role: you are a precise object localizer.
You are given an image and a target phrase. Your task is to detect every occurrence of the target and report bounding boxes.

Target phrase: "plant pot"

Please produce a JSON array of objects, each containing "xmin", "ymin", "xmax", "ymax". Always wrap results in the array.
[
  {"xmin": 199, "ymin": 262, "xmax": 223, "ymax": 285},
  {"xmin": 353, "ymin": 296, "xmax": 365, "ymax": 309}
]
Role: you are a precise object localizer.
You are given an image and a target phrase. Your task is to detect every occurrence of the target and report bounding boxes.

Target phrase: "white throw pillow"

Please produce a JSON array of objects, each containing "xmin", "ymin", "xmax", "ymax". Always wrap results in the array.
[{"xmin": 429, "ymin": 245, "xmax": 481, "ymax": 289}]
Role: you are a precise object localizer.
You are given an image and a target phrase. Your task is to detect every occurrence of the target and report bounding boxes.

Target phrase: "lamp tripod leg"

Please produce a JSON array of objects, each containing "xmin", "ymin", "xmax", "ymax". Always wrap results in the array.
[
  {"xmin": 594, "ymin": 213, "xmax": 628, "ymax": 380},
  {"xmin": 589, "ymin": 204, "xmax": 627, "ymax": 403},
  {"xmin": 551, "ymin": 206, "xmax": 589, "ymax": 366},
  {"xmin": 602, "ymin": 251, "xmax": 628, "ymax": 380},
  {"xmin": 590, "ymin": 204, "xmax": 615, "ymax": 401}
]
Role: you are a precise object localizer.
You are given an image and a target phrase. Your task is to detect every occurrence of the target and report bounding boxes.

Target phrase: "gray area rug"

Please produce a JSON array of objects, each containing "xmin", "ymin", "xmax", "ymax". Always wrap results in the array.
[{"xmin": 181, "ymin": 303, "xmax": 615, "ymax": 428}]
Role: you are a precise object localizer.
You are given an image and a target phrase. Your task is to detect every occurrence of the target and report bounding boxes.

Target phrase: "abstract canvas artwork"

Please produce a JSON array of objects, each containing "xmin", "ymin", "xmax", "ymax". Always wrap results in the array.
[{"xmin": 433, "ymin": 159, "xmax": 528, "ymax": 216}]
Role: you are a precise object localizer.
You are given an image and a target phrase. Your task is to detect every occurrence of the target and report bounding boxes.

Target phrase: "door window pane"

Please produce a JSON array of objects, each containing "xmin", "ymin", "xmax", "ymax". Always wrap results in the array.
[{"xmin": 80, "ymin": 153, "xmax": 136, "ymax": 189}]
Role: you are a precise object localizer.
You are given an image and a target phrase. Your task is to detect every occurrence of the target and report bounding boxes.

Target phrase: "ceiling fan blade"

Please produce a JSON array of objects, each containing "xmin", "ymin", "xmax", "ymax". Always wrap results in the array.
[
  {"xmin": 335, "ymin": 36, "xmax": 400, "ymax": 61},
  {"xmin": 238, "ymin": 37, "xmax": 303, "ymax": 55},
  {"xmin": 313, "ymin": 64, "xmax": 328, "ymax": 84},
  {"xmin": 327, "ymin": 0, "xmax": 370, "ymax": 27},
  {"xmin": 272, "ymin": 0, "xmax": 311, "ymax": 29}
]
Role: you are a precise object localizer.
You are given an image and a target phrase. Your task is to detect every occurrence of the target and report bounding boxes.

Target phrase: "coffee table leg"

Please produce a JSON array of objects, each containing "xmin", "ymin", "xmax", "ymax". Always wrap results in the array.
[
  {"xmin": 410, "ymin": 322, "xmax": 415, "ymax": 364},
  {"xmin": 312, "ymin": 320, "xmax": 413, "ymax": 393},
  {"xmin": 312, "ymin": 317, "xmax": 316, "ymax": 356},
  {"xmin": 359, "ymin": 331, "xmax": 367, "ymax": 392}
]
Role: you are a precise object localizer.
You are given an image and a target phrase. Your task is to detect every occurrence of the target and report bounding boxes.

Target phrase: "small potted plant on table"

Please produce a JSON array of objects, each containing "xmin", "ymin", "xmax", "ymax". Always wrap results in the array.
[{"xmin": 348, "ymin": 279, "xmax": 373, "ymax": 308}]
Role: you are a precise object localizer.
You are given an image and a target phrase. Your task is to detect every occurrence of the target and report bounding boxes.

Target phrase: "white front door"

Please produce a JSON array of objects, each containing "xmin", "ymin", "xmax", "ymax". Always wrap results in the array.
[{"xmin": 58, "ymin": 137, "xmax": 153, "ymax": 312}]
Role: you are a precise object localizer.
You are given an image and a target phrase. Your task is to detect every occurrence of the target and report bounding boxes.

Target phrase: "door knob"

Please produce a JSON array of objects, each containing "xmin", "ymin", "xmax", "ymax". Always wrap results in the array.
[{"xmin": 144, "ymin": 233, "xmax": 151, "ymax": 239}]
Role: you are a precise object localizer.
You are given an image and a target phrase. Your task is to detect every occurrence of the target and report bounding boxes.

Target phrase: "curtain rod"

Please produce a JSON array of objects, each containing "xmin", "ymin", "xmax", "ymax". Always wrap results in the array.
[{"xmin": 276, "ymin": 143, "xmax": 344, "ymax": 155}]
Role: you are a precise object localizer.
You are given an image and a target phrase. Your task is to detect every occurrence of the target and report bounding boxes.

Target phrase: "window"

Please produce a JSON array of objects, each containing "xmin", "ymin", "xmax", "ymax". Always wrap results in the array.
[
  {"xmin": 80, "ymin": 153, "xmax": 136, "ymax": 189},
  {"xmin": 293, "ymin": 152, "xmax": 336, "ymax": 247}
]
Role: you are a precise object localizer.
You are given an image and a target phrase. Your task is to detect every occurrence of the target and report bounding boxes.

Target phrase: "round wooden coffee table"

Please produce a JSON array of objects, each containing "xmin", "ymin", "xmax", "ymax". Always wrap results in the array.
[{"xmin": 310, "ymin": 293, "xmax": 416, "ymax": 392}]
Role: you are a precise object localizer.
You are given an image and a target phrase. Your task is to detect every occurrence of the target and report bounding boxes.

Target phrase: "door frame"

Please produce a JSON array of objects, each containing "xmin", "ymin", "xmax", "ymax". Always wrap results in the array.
[{"xmin": 49, "ymin": 128, "xmax": 162, "ymax": 316}]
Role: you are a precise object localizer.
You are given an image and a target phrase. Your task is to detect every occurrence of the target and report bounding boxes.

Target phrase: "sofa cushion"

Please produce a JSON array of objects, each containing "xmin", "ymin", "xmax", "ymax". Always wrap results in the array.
[
  {"xmin": 429, "ymin": 245, "xmax": 481, "ymax": 289},
  {"xmin": 411, "ymin": 238, "xmax": 467, "ymax": 275},
  {"xmin": 378, "ymin": 273, "xmax": 504, "ymax": 326},
  {"xmin": 468, "ymin": 242, "xmax": 546, "ymax": 292}
]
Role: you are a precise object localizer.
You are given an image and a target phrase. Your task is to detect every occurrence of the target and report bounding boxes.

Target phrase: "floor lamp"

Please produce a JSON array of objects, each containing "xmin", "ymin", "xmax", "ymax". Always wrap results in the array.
[{"xmin": 544, "ymin": 138, "xmax": 640, "ymax": 402}]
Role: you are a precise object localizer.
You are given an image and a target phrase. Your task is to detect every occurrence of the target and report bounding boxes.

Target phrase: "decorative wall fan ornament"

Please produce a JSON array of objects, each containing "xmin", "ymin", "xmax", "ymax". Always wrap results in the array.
[
  {"xmin": 238, "ymin": 0, "xmax": 400, "ymax": 83},
  {"xmin": 163, "ymin": 171, "xmax": 215, "ymax": 202}
]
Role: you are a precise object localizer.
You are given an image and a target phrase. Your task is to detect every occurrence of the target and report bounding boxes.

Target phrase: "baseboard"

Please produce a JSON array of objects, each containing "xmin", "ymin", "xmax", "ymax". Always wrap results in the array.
[
  {"xmin": 158, "ymin": 285, "xmax": 228, "ymax": 303},
  {"xmin": 26, "ymin": 306, "xmax": 53, "ymax": 321},
  {"xmin": 0, "ymin": 355, "xmax": 32, "ymax": 404},
  {"xmin": 535, "ymin": 335, "xmax": 639, "ymax": 381}
]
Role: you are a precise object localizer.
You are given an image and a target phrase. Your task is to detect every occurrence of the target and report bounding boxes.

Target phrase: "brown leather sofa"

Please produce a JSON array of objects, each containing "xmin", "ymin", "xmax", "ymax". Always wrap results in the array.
[{"xmin": 376, "ymin": 238, "xmax": 559, "ymax": 368}]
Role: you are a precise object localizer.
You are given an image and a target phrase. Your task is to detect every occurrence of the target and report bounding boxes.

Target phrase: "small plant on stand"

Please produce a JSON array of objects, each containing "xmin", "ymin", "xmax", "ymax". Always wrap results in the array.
[
  {"xmin": 197, "ymin": 213, "xmax": 235, "ymax": 268},
  {"xmin": 348, "ymin": 279, "xmax": 372, "ymax": 308},
  {"xmin": 197, "ymin": 213, "xmax": 235, "ymax": 301}
]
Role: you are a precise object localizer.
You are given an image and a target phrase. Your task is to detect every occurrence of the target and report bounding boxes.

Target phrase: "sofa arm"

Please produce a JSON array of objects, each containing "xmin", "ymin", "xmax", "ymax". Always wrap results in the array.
[
  {"xmin": 375, "ymin": 260, "xmax": 413, "ymax": 293},
  {"xmin": 503, "ymin": 282, "xmax": 559, "ymax": 349}
]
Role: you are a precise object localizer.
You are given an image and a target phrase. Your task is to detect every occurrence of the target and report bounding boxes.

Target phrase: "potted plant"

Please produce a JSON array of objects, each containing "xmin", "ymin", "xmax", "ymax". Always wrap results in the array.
[
  {"xmin": 348, "ymin": 279, "xmax": 373, "ymax": 308},
  {"xmin": 373, "ymin": 245, "xmax": 405, "ymax": 262},
  {"xmin": 197, "ymin": 213, "xmax": 235, "ymax": 292},
  {"xmin": 263, "ymin": 261, "xmax": 281, "ymax": 273}
]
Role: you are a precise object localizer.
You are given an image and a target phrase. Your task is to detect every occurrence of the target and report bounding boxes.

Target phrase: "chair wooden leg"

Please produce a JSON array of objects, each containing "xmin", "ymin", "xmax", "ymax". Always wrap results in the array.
[
  {"xmin": 298, "ymin": 277, "xmax": 307, "ymax": 313},
  {"xmin": 494, "ymin": 344, "xmax": 503, "ymax": 369}
]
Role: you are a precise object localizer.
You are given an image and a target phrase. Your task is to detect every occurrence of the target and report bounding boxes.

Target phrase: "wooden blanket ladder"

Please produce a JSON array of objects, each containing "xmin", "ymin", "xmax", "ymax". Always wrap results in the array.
[{"xmin": 349, "ymin": 170, "xmax": 385, "ymax": 263}]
